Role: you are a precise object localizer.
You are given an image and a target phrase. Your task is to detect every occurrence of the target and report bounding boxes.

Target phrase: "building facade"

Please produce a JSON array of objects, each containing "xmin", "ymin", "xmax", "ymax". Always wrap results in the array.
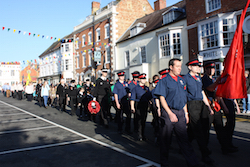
[
  {"xmin": 115, "ymin": 0, "xmax": 188, "ymax": 80},
  {"xmin": 186, "ymin": 0, "xmax": 250, "ymax": 76},
  {"xmin": 20, "ymin": 63, "xmax": 39, "ymax": 84},
  {"xmin": 39, "ymin": 34, "xmax": 74, "ymax": 84},
  {"xmin": 73, "ymin": 0, "xmax": 154, "ymax": 82},
  {"xmin": 0, "ymin": 62, "xmax": 21, "ymax": 86}
]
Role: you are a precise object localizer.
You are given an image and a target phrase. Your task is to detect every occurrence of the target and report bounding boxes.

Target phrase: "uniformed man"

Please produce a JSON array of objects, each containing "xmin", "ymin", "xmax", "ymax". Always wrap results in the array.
[
  {"xmin": 66, "ymin": 80, "xmax": 78, "ymax": 116},
  {"xmin": 93, "ymin": 68, "xmax": 111, "ymax": 128},
  {"xmin": 202, "ymin": 62, "xmax": 238, "ymax": 154},
  {"xmin": 113, "ymin": 71, "xmax": 131, "ymax": 134},
  {"xmin": 131, "ymin": 73, "xmax": 152, "ymax": 141},
  {"xmin": 154, "ymin": 58, "xmax": 200, "ymax": 167},
  {"xmin": 56, "ymin": 79, "xmax": 67, "ymax": 112},
  {"xmin": 183, "ymin": 59, "xmax": 214, "ymax": 164},
  {"xmin": 158, "ymin": 68, "xmax": 169, "ymax": 79},
  {"xmin": 36, "ymin": 79, "xmax": 43, "ymax": 107},
  {"xmin": 128, "ymin": 71, "xmax": 140, "ymax": 90}
]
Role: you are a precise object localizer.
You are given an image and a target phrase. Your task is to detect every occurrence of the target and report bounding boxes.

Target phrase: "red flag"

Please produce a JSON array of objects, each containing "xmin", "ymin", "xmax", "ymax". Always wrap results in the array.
[
  {"xmin": 29, "ymin": 33, "xmax": 31, "ymax": 36},
  {"xmin": 216, "ymin": 0, "xmax": 250, "ymax": 99},
  {"xmin": 2, "ymin": 27, "xmax": 5, "ymax": 30}
]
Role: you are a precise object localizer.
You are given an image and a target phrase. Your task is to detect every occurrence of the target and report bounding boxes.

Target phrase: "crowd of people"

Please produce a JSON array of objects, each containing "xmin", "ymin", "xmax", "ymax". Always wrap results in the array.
[{"xmin": 0, "ymin": 58, "xmax": 248, "ymax": 167}]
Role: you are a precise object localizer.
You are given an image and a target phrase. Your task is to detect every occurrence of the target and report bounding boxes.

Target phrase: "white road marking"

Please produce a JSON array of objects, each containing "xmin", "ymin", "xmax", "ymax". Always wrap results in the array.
[
  {"xmin": 137, "ymin": 164, "xmax": 155, "ymax": 167},
  {"xmin": 0, "ymin": 113, "xmax": 27, "ymax": 116},
  {"xmin": 0, "ymin": 100, "xmax": 160, "ymax": 167},
  {"xmin": 0, "ymin": 139, "xmax": 90, "ymax": 155},
  {"xmin": 0, "ymin": 118, "xmax": 38, "ymax": 124},
  {"xmin": 0, "ymin": 125, "xmax": 57, "ymax": 135},
  {"xmin": 210, "ymin": 130, "xmax": 250, "ymax": 142}
]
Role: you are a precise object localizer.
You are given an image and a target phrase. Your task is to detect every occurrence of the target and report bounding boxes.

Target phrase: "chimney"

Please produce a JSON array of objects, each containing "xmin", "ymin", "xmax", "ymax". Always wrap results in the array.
[
  {"xmin": 92, "ymin": 1, "xmax": 100, "ymax": 14},
  {"xmin": 154, "ymin": 0, "xmax": 166, "ymax": 11}
]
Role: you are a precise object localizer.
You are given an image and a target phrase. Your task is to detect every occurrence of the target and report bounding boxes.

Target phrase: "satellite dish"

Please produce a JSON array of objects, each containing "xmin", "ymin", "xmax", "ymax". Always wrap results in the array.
[{"xmin": 243, "ymin": 15, "xmax": 250, "ymax": 34}]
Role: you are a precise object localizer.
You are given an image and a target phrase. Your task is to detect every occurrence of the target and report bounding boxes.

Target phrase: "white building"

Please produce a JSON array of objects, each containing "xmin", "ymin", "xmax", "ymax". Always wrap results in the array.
[
  {"xmin": 0, "ymin": 62, "xmax": 21, "ymax": 86},
  {"xmin": 39, "ymin": 34, "xmax": 74, "ymax": 84},
  {"xmin": 115, "ymin": 1, "xmax": 189, "ymax": 80}
]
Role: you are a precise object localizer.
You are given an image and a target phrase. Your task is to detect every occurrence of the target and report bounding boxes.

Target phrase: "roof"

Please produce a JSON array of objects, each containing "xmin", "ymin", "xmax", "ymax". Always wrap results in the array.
[
  {"xmin": 39, "ymin": 33, "xmax": 74, "ymax": 58},
  {"xmin": 117, "ymin": 0, "xmax": 186, "ymax": 43}
]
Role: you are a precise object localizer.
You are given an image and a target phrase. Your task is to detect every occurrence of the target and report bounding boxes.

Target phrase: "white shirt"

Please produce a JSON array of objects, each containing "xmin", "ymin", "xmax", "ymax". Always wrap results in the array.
[
  {"xmin": 25, "ymin": 85, "xmax": 34, "ymax": 94},
  {"xmin": 17, "ymin": 84, "xmax": 24, "ymax": 91}
]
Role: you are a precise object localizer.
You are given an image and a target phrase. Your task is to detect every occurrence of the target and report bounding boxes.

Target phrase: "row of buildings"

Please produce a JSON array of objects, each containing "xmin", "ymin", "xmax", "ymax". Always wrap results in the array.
[{"xmin": 37, "ymin": 0, "xmax": 250, "ymax": 84}]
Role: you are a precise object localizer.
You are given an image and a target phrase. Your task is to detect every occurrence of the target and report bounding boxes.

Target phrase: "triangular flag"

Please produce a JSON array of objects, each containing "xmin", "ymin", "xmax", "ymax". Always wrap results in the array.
[
  {"xmin": 8, "ymin": 28, "xmax": 10, "ymax": 31},
  {"xmin": 29, "ymin": 33, "xmax": 31, "ymax": 36},
  {"xmin": 18, "ymin": 31, "xmax": 21, "ymax": 34},
  {"xmin": 51, "ymin": 37, "xmax": 53, "ymax": 40},
  {"xmin": 33, "ymin": 34, "xmax": 35, "ymax": 36},
  {"xmin": 2, "ymin": 27, "xmax": 5, "ymax": 30},
  {"xmin": 23, "ymin": 31, "xmax": 26, "ymax": 35},
  {"xmin": 46, "ymin": 36, "xmax": 49, "ymax": 39},
  {"xmin": 58, "ymin": 38, "xmax": 60, "ymax": 41},
  {"xmin": 42, "ymin": 35, "xmax": 44, "ymax": 38},
  {"xmin": 13, "ymin": 29, "xmax": 16, "ymax": 33},
  {"xmin": 38, "ymin": 34, "xmax": 40, "ymax": 37},
  {"xmin": 54, "ymin": 37, "xmax": 57, "ymax": 40}
]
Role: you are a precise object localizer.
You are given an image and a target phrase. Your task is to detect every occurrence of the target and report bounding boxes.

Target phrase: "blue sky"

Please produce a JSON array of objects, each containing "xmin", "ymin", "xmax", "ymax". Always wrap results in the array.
[{"xmin": 0, "ymin": 0, "xmax": 179, "ymax": 67}]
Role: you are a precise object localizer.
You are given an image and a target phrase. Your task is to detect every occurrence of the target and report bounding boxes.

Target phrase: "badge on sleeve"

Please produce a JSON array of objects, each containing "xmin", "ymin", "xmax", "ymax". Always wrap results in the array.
[{"xmin": 100, "ymin": 82, "xmax": 103, "ymax": 85}]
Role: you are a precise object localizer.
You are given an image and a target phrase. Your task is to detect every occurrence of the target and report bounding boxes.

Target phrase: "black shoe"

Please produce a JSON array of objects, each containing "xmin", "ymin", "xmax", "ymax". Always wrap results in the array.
[
  {"xmin": 142, "ymin": 136, "xmax": 147, "ymax": 141},
  {"xmin": 202, "ymin": 156, "xmax": 214, "ymax": 164},
  {"xmin": 222, "ymin": 147, "xmax": 238, "ymax": 154},
  {"xmin": 125, "ymin": 130, "xmax": 132, "ymax": 135},
  {"xmin": 105, "ymin": 125, "xmax": 109, "ymax": 129},
  {"xmin": 137, "ymin": 137, "xmax": 143, "ymax": 141}
]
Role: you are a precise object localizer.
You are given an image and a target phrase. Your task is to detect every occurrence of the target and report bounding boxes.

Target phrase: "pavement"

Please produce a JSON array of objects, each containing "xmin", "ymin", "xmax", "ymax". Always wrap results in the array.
[{"xmin": 0, "ymin": 94, "xmax": 250, "ymax": 167}]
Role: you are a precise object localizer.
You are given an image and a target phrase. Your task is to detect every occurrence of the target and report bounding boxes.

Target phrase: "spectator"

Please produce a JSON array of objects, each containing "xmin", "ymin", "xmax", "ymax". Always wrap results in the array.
[
  {"xmin": 41, "ymin": 81, "xmax": 50, "ymax": 109},
  {"xmin": 242, "ymin": 70, "xmax": 250, "ymax": 113}
]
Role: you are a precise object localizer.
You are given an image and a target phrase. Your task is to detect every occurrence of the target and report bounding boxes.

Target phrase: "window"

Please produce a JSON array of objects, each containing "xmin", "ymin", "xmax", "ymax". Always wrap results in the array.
[
  {"xmin": 65, "ymin": 44, "xmax": 69, "ymax": 52},
  {"xmin": 105, "ymin": 24, "xmax": 110, "ymax": 39},
  {"xmin": 61, "ymin": 60, "xmax": 64, "ymax": 71},
  {"xmin": 88, "ymin": 52, "xmax": 92, "ymax": 66},
  {"xmin": 223, "ymin": 18, "xmax": 234, "ymax": 46},
  {"xmin": 76, "ymin": 37, "xmax": 79, "ymax": 49},
  {"xmin": 160, "ymin": 34, "xmax": 170, "ymax": 57},
  {"xmin": 82, "ymin": 53, "xmax": 86, "ymax": 67},
  {"xmin": 125, "ymin": 51, "xmax": 130, "ymax": 67},
  {"xmin": 140, "ymin": 46, "xmax": 146, "ymax": 63},
  {"xmin": 0, "ymin": 70, "xmax": 2, "ymax": 76},
  {"xmin": 65, "ymin": 59, "xmax": 69, "ymax": 70},
  {"xmin": 11, "ymin": 70, "xmax": 14, "ymax": 76},
  {"xmin": 201, "ymin": 21, "xmax": 218, "ymax": 49},
  {"xmin": 173, "ymin": 33, "xmax": 181, "ymax": 55},
  {"xmin": 76, "ymin": 53, "xmax": 79, "ymax": 68},
  {"xmin": 82, "ymin": 35, "xmax": 86, "ymax": 47},
  {"xmin": 88, "ymin": 32, "xmax": 92, "ymax": 43},
  {"xmin": 130, "ymin": 23, "xmax": 146, "ymax": 37},
  {"xmin": 106, "ymin": 47, "xmax": 111, "ymax": 62},
  {"xmin": 163, "ymin": 11, "xmax": 175, "ymax": 25},
  {"xmin": 96, "ymin": 28, "xmax": 101, "ymax": 41},
  {"xmin": 61, "ymin": 44, "xmax": 64, "ymax": 53},
  {"xmin": 206, "ymin": 0, "xmax": 221, "ymax": 13}
]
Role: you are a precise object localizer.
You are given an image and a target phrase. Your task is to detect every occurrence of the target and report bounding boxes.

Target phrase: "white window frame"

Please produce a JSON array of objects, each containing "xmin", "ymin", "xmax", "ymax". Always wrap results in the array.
[
  {"xmin": 76, "ymin": 52, "xmax": 79, "ymax": 69},
  {"xmin": 88, "ymin": 51, "xmax": 92, "ymax": 67},
  {"xmin": 76, "ymin": 37, "xmax": 79, "ymax": 49},
  {"xmin": 158, "ymin": 29, "xmax": 182, "ymax": 58},
  {"xmin": 65, "ymin": 44, "xmax": 69, "ymax": 52},
  {"xmin": 61, "ymin": 44, "xmax": 64, "ymax": 53},
  {"xmin": 222, "ymin": 17, "xmax": 235, "ymax": 46},
  {"xmin": 65, "ymin": 59, "xmax": 69, "ymax": 71},
  {"xmin": 163, "ymin": 11, "xmax": 175, "ymax": 25},
  {"xmin": 206, "ymin": 0, "xmax": 221, "ymax": 13},
  {"xmin": 139, "ymin": 46, "xmax": 147, "ymax": 63},
  {"xmin": 82, "ymin": 52, "xmax": 86, "ymax": 67},
  {"xmin": 105, "ymin": 24, "xmax": 110, "ymax": 39},
  {"xmin": 124, "ymin": 51, "xmax": 130, "ymax": 67},
  {"xmin": 199, "ymin": 20, "xmax": 219, "ymax": 50},
  {"xmin": 11, "ymin": 70, "xmax": 15, "ymax": 76},
  {"xmin": 88, "ymin": 32, "xmax": 92, "ymax": 44},
  {"xmin": 96, "ymin": 28, "xmax": 101, "ymax": 42},
  {"xmin": 82, "ymin": 35, "xmax": 86, "ymax": 47}
]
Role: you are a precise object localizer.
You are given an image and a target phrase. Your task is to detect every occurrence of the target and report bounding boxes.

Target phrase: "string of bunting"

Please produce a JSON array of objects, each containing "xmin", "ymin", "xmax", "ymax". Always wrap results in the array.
[{"xmin": 2, "ymin": 26, "xmax": 59, "ymax": 41}]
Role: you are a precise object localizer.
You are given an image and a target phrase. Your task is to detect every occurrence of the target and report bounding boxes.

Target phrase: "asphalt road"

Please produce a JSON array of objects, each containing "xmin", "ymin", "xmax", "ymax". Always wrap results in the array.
[{"xmin": 0, "ymin": 94, "xmax": 250, "ymax": 167}]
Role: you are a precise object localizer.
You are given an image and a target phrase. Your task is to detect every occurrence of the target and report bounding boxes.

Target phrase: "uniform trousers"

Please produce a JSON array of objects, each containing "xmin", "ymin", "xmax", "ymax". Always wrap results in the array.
[
  {"xmin": 98, "ymin": 95, "xmax": 109, "ymax": 126},
  {"xmin": 59, "ymin": 96, "xmax": 66, "ymax": 111},
  {"xmin": 18, "ymin": 91, "xmax": 23, "ymax": 100},
  {"xmin": 69, "ymin": 97, "xmax": 77, "ymax": 115},
  {"xmin": 26, "ymin": 94, "xmax": 33, "ymax": 101},
  {"xmin": 151, "ymin": 101, "xmax": 160, "ymax": 137},
  {"xmin": 223, "ymin": 98, "xmax": 236, "ymax": 147},
  {"xmin": 135, "ymin": 101, "xmax": 148, "ymax": 138},
  {"xmin": 159, "ymin": 109, "xmax": 199, "ymax": 167},
  {"xmin": 187, "ymin": 100, "xmax": 210, "ymax": 157},
  {"xmin": 117, "ymin": 100, "xmax": 131, "ymax": 132}
]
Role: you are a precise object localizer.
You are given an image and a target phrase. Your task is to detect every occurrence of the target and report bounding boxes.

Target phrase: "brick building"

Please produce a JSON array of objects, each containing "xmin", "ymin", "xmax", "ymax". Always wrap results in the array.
[
  {"xmin": 73, "ymin": 0, "xmax": 154, "ymax": 82},
  {"xmin": 20, "ymin": 64, "xmax": 39, "ymax": 84},
  {"xmin": 186, "ymin": 0, "xmax": 250, "ymax": 76}
]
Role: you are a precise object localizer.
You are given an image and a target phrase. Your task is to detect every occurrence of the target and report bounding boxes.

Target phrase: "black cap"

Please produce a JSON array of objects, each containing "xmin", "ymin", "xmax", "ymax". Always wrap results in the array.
[
  {"xmin": 117, "ymin": 71, "xmax": 125, "ymax": 76},
  {"xmin": 131, "ymin": 71, "xmax": 140, "ymax": 78},
  {"xmin": 185, "ymin": 59, "xmax": 200, "ymax": 66},
  {"xmin": 138, "ymin": 73, "xmax": 146, "ymax": 79}
]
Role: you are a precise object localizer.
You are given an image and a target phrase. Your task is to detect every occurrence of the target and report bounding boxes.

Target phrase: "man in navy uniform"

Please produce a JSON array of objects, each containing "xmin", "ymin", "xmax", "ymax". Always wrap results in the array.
[
  {"xmin": 202, "ymin": 62, "xmax": 238, "ymax": 154},
  {"xmin": 113, "ymin": 71, "xmax": 131, "ymax": 134},
  {"xmin": 154, "ymin": 58, "xmax": 200, "ymax": 167},
  {"xmin": 184, "ymin": 59, "xmax": 214, "ymax": 164},
  {"xmin": 131, "ymin": 73, "xmax": 152, "ymax": 141},
  {"xmin": 66, "ymin": 80, "xmax": 78, "ymax": 116},
  {"xmin": 93, "ymin": 68, "xmax": 111, "ymax": 128},
  {"xmin": 128, "ymin": 71, "xmax": 140, "ymax": 91}
]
